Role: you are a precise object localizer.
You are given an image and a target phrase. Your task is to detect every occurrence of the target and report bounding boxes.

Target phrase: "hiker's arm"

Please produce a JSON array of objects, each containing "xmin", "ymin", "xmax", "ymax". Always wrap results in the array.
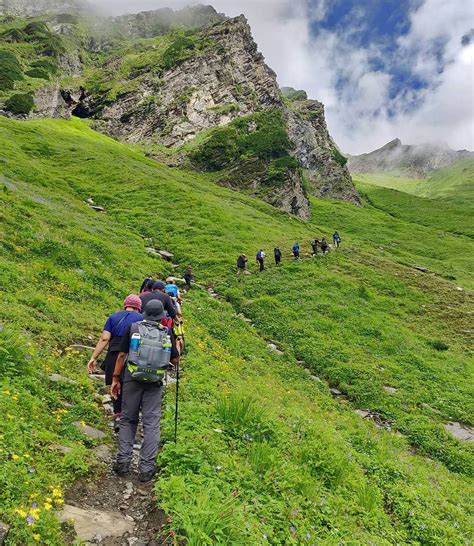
[
  {"xmin": 111, "ymin": 352, "xmax": 127, "ymax": 399},
  {"xmin": 87, "ymin": 330, "xmax": 111, "ymax": 373}
]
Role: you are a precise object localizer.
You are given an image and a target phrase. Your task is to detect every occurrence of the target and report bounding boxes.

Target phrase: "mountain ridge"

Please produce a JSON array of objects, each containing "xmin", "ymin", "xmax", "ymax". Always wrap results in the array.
[{"xmin": 348, "ymin": 138, "xmax": 474, "ymax": 178}]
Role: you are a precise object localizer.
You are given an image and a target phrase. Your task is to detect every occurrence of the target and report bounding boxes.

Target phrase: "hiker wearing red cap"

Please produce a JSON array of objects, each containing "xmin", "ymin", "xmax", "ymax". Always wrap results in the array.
[{"xmin": 87, "ymin": 294, "xmax": 143, "ymax": 427}]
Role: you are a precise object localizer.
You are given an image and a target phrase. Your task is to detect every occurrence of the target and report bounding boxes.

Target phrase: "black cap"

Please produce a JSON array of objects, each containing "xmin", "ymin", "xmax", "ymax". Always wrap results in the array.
[
  {"xmin": 143, "ymin": 300, "xmax": 164, "ymax": 321},
  {"xmin": 153, "ymin": 281, "xmax": 165, "ymax": 290}
]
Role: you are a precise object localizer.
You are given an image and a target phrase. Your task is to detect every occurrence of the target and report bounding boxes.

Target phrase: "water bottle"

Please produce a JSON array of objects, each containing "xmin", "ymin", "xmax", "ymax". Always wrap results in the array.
[
  {"xmin": 130, "ymin": 333, "xmax": 141, "ymax": 351},
  {"xmin": 163, "ymin": 335, "xmax": 172, "ymax": 354}
]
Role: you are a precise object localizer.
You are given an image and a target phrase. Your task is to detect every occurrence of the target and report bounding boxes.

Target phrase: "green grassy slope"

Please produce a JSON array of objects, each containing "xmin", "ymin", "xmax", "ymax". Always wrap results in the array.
[
  {"xmin": 355, "ymin": 172, "xmax": 423, "ymax": 194},
  {"xmin": 356, "ymin": 181, "xmax": 474, "ymax": 238},
  {"xmin": 418, "ymin": 158, "xmax": 474, "ymax": 203},
  {"xmin": 1, "ymin": 116, "xmax": 473, "ymax": 544},
  {"xmin": 356, "ymin": 158, "xmax": 474, "ymax": 208}
]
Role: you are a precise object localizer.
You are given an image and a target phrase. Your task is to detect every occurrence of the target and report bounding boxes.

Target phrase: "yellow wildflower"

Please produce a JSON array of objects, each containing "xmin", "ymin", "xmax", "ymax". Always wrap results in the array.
[
  {"xmin": 43, "ymin": 502, "xmax": 52, "ymax": 511},
  {"xmin": 1, "ymin": 390, "xmax": 10, "ymax": 395},
  {"xmin": 33, "ymin": 534, "xmax": 41, "ymax": 541},
  {"xmin": 52, "ymin": 488, "xmax": 62, "ymax": 498},
  {"xmin": 24, "ymin": 454, "xmax": 31, "ymax": 459},
  {"xmin": 80, "ymin": 420, "xmax": 86, "ymax": 427},
  {"xmin": 45, "ymin": 497, "xmax": 52, "ymax": 503},
  {"xmin": 11, "ymin": 454, "xmax": 20, "ymax": 461},
  {"xmin": 15, "ymin": 508, "xmax": 27, "ymax": 518}
]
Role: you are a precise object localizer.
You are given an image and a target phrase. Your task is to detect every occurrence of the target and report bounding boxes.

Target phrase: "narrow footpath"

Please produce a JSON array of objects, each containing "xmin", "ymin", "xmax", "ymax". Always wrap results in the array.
[{"xmin": 58, "ymin": 371, "xmax": 177, "ymax": 545}]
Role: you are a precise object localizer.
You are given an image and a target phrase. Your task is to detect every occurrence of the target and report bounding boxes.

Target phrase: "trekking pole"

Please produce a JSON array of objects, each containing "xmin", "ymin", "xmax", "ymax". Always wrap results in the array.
[{"xmin": 174, "ymin": 359, "xmax": 180, "ymax": 444}]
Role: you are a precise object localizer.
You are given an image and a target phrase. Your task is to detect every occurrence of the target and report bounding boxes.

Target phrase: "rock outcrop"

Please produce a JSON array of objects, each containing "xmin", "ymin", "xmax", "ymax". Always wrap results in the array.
[
  {"xmin": 285, "ymin": 98, "xmax": 360, "ymax": 205},
  {"xmin": 86, "ymin": 16, "xmax": 281, "ymax": 147},
  {"xmin": 348, "ymin": 138, "xmax": 474, "ymax": 178}
]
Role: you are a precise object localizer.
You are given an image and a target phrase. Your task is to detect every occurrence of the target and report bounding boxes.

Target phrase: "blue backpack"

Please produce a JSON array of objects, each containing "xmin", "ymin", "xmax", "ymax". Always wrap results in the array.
[{"xmin": 165, "ymin": 283, "xmax": 178, "ymax": 297}]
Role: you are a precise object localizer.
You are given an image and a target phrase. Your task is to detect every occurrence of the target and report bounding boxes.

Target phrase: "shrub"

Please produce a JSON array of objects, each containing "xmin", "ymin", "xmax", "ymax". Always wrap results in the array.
[
  {"xmin": 428, "ymin": 340, "xmax": 449, "ymax": 351},
  {"xmin": 0, "ymin": 50, "xmax": 23, "ymax": 91},
  {"xmin": 4, "ymin": 93, "xmax": 34, "ymax": 115},
  {"xmin": 1, "ymin": 27, "xmax": 28, "ymax": 43},
  {"xmin": 25, "ymin": 68, "xmax": 49, "ymax": 79},
  {"xmin": 23, "ymin": 21, "xmax": 50, "ymax": 36},
  {"xmin": 30, "ymin": 59, "xmax": 57, "ymax": 74}
]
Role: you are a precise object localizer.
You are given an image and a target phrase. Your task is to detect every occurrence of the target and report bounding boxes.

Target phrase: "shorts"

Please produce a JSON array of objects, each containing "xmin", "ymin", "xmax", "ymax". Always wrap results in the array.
[{"xmin": 104, "ymin": 351, "xmax": 120, "ymax": 385}]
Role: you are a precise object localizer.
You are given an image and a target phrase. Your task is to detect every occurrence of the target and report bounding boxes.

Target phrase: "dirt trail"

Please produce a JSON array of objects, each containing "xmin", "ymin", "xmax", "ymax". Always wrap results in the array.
[{"xmin": 60, "ymin": 373, "xmax": 174, "ymax": 545}]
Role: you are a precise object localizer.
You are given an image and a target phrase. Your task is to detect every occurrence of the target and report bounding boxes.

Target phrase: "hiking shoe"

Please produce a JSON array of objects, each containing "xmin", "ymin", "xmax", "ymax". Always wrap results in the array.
[
  {"xmin": 139, "ymin": 469, "xmax": 156, "ymax": 482},
  {"xmin": 112, "ymin": 462, "xmax": 130, "ymax": 476}
]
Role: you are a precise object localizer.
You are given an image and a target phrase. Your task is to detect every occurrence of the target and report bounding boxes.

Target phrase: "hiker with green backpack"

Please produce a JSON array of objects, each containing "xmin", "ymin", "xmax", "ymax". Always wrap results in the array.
[{"xmin": 111, "ymin": 299, "xmax": 172, "ymax": 482}]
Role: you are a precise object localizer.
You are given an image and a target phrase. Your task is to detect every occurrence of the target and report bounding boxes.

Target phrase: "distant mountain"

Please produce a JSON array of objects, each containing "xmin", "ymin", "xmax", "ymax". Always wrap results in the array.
[{"xmin": 348, "ymin": 138, "xmax": 474, "ymax": 178}]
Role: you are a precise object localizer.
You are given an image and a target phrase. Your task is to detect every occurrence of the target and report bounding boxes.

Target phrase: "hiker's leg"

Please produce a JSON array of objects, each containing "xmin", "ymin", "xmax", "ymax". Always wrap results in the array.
[
  {"xmin": 139, "ymin": 383, "xmax": 164, "ymax": 474},
  {"xmin": 116, "ymin": 381, "xmax": 142, "ymax": 466}
]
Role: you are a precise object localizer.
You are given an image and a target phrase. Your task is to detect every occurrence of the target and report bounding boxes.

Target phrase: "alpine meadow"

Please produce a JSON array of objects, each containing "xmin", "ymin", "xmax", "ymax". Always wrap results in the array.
[{"xmin": 0, "ymin": 1, "xmax": 473, "ymax": 545}]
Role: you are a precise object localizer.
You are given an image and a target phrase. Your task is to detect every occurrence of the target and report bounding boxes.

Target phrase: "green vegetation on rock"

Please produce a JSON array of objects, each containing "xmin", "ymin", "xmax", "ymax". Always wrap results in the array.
[
  {"xmin": 4, "ymin": 92, "xmax": 34, "ymax": 114},
  {"xmin": 0, "ymin": 49, "xmax": 23, "ymax": 91}
]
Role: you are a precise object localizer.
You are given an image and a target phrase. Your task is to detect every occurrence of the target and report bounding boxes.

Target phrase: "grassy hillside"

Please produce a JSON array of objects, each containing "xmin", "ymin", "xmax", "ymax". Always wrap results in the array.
[
  {"xmin": 418, "ymin": 158, "xmax": 474, "ymax": 203},
  {"xmin": 356, "ymin": 181, "xmax": 474, "ymax": 238},
  {"xmin": 355, "ymin": 172, "xmax": 423, "ymax": 194},
  {"xmin": 1, "ymin": 116, "xmax": 473, "ymax": 544},
  {"xmin": 356, "ymin": 158, "xmax": 474, "ymax": 208}
]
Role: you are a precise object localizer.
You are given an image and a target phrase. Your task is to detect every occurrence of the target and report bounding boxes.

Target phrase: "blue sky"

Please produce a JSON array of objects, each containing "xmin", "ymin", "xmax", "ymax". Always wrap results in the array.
[{"xmin": 95, "ymin": 0, "xmax": 474, "ymax": 153}]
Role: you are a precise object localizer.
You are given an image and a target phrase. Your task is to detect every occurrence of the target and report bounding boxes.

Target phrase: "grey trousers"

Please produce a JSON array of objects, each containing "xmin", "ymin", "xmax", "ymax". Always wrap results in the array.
[{"xmin": 116, "ymin": 380, "xmax": 163, "ymax": 473}]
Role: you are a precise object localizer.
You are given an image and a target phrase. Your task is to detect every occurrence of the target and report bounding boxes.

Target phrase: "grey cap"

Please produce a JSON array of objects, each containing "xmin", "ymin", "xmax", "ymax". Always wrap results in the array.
[{"xmin": 143, "ymin": 299, "xmax": 164, "ymax": 321}]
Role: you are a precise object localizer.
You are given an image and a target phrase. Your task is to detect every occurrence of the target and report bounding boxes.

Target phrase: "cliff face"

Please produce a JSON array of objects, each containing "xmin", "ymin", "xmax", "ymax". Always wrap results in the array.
[
  {"xmin": 285, "ymin": 98, "xmax": 360, "ymax": 205},
  {"xmin": 348, "ymin": 138, "xmax": 474, "ymax": 178},
  {"xmin": 86, "ymin": 16, "xmax": 281, "ymax": 147}
]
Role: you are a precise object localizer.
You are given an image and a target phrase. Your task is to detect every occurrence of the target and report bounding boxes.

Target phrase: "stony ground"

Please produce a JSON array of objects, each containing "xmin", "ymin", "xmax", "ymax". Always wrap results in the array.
[{"xmin": 59, "ymin": 373, "xmax": 174, "ymax": 546}]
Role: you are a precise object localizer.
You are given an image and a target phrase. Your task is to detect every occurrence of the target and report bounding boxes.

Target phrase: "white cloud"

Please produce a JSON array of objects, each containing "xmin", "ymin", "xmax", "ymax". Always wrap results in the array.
[{"xmin": 89, "ymin": 0, "xmax": 474, "ymax": 154}]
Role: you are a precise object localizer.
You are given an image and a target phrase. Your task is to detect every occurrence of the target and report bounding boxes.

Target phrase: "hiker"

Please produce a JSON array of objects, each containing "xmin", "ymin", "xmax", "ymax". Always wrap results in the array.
[
  {"xmin": 87, "ymin": 294, "xmax": 143, "ymax": 430},
  {"xmin": 111, "ymin": 300, "xmax": 170, "ymax": 482},
  {"xmin": 333, "ymin": 231, "xmax": 341, "ymax": 248},
  {"xmin": 256, "ymin": 249, "xmax": 265, "ymax": 272},
  {"xmin": 183, "ymin": 267, "xmax": 193, "ymax": 290},
  {"xmin": 165, "ymin": 277, "xmax": 182, "ymax": 304},
  {"xmin": 140, "ymin": 278, "xmax": 155, "ymax": 295},
  {"xmin": 139, "ymin": 276, "xmax": 153, "ymax": 294},
  {"xmin": 292, "ymin": 242, "xmax": 300, "ymax": 259},
  {"xmin": 311, "ymin": 239, "xmax": 319, "ymax": 256},
  {"xmin": 321, "ymin": 238, "xmax": 329, "ymax": 254},
  {"xmin": 140, "ymin": 281, "xmax": 179, "ymax": 365},
  {"xmin": 274, "ymin": 246, "xmax": 282, "ymax": 266},
  {"xmin": 237, "ymin": 254, "xmax": 248, "ymax": 275}
]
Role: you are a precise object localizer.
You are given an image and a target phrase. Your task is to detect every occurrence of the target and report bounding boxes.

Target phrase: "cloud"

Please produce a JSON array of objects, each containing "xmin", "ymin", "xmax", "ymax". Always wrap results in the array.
[{"xmin": 88, "ymin": 0, "xmax": 474, "ymax": 154}]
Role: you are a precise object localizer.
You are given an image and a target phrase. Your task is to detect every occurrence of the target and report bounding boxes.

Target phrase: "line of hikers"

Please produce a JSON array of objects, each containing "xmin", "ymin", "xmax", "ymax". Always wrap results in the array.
[
  {"xmin": 238, "ymin": 232, "xmax": 341, "ymax": 273},
  {"xmin": 86, "ymin": 271, "xmax": 191, "ymax": 482}
]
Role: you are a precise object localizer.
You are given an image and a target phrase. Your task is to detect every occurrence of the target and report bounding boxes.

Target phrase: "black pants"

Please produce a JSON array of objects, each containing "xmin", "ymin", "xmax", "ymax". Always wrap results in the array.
[
  {"xmin": 257, "ymin": 259, "xmax": 264, "ymax": 271},
  {"xmin": 275, "ymin": 256, "xmax": 281, "ymax": 266}
]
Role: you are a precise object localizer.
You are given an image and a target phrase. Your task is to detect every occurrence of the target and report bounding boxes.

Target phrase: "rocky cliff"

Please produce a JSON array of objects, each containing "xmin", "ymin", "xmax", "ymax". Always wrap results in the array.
[
  {"xmin": 348, "ymin": 138, "xmax": 474, "ymax": 178},
  {"xmin": 0, "ymin": 5, "xmax": 360, "ymax": 217}
]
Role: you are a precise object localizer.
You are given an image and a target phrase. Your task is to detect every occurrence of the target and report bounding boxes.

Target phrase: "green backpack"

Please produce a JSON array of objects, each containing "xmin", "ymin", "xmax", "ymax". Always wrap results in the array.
[{"xmin": 127, "ymin": 321, "xmax": 171, "ymax": 383}]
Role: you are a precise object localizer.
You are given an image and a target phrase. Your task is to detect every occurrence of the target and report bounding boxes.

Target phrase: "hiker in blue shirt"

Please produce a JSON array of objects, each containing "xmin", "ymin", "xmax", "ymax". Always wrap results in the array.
[
  {"xmin": 333, "ymin": 231, "xmax": 341, "ymax": 248},
  {"xmin": 292, "ymin": 242, "xmax": 300, "ymax": 259},
  {"xmin": 87, "ymin": 295, "xmax": 143, "ymax": 428}
]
